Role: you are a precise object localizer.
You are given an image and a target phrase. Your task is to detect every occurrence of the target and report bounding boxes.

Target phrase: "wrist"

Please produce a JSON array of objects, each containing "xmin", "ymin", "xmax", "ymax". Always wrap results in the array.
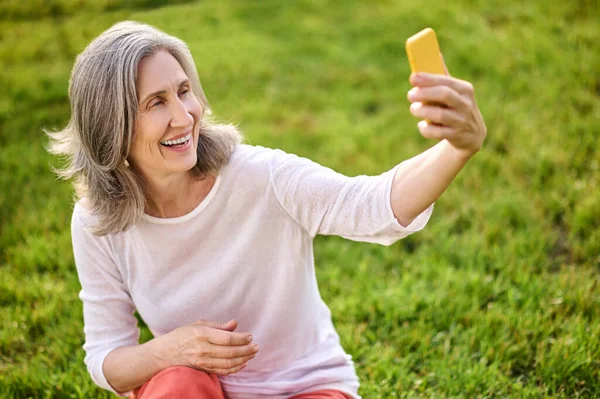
[
  {"xmin": 145, "ymin": 336, "xmax": 177, "ymax": 371},
  {"xmin": 444, "ymin": 140, "xmax": 477, "ymax": 162}
]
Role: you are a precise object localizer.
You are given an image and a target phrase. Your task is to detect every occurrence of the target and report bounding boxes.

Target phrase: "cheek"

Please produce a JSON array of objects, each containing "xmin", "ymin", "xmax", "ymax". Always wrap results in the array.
[{"xmin": 131, "ymin": 113, "xmax": 169, "ymax": 158}]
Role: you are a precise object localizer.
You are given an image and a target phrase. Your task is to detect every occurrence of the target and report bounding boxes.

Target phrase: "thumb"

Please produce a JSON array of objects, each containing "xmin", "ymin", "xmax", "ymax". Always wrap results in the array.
[
  {"xmin": 440, "ymin": 52, "xmax": 450, "ymax": 76},
  {"xmin": 194, "ymin": 319, "xmax": 238, "ymax": 331},
  {"xmin": 216, "ymin": 319, "xmax": 238, "ymax": 332}
]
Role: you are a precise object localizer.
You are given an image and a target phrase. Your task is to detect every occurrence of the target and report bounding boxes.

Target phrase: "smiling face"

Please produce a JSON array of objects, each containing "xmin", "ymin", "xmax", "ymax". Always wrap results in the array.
[{"xmin": 129, "ymin": 50, "xmax": 203, "ymax": 179}]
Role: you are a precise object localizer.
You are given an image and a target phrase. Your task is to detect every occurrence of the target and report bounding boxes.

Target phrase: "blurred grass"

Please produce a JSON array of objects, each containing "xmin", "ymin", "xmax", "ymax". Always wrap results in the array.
[{"xmin": 0, "ymin": 0, "xmax": 599, "ymax": 398}]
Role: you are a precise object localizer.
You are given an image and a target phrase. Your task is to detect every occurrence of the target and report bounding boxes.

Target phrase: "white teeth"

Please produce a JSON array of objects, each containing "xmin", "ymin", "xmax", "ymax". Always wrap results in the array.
[{"xmin": 161, "ymin": 133, "xmax": 192, "ymax": 146}]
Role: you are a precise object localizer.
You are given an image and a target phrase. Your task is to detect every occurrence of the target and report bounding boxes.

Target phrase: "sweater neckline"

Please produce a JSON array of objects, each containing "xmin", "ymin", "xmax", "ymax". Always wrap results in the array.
[{"xmin": 141, "ymin": 174, "xmax": 221, "ymax": 225}]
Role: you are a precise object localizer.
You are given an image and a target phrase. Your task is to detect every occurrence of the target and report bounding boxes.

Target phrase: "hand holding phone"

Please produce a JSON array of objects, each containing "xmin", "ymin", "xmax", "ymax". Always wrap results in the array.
[
  {"xmin": 405, "ymin": 28, "xmax": 448, "ymax": 125},
  {"xmin": 404, "ymin": 28, "xmax": 487, "ymax": 156}
]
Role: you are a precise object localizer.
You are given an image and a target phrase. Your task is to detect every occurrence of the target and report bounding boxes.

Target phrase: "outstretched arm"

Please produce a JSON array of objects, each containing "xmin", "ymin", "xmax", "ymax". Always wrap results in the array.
[{"xmin": 391, "ymin": 70, "xmax": 487, "ymax": 227}]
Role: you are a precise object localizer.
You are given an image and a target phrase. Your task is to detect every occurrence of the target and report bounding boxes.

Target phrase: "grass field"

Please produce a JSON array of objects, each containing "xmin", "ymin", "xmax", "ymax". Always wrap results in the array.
[{"xmin": 1, "ymin": 0, "xmax": 599, "ymax": 398}]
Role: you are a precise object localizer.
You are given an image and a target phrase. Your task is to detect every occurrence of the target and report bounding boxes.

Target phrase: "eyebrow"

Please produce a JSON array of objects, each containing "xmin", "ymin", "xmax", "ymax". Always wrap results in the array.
[{"xmin": 139, "ymin": 78, "xmax": 190, "ymax": 106}]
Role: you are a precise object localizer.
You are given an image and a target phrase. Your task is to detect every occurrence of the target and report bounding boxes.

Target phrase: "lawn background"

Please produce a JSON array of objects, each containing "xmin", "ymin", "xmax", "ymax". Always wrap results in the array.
[{"xmin": 0, "ymin": 0, "xmax": 599, "ymax": 398}]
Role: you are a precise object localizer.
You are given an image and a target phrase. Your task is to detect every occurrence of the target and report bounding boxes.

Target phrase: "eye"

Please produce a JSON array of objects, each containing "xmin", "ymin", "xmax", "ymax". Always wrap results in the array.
[
  {"xmin": 150, "ymin": 99, "xmax": 164, "ymax": 108},
  {"xmin": 179, "ymin": 88, "xmax": 190, "ymax": 97}
]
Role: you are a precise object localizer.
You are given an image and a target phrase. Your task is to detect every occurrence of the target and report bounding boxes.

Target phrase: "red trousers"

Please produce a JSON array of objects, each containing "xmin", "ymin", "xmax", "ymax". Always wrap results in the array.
[{"xmin": 130, "ymin": 366, "xmax": 351, "ymax": 399}]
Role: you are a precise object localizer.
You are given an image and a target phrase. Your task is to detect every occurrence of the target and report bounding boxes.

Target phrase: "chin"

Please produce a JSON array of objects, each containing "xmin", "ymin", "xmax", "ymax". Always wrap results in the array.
[
  {"xmin": 170, "ymin": 155, "xmax": 198, "ymax": 174},
  {"xmin": 182, "ymin": 158, "xmax": 198, "ymax": 173}
]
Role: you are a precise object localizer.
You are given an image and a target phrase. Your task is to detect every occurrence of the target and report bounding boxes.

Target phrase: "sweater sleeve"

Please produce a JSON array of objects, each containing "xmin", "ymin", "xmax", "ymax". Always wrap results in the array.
[
  {"xmin": 71, "ymin": 206, "xmax": 139, "ymax": 397},
  {"xmin": 268, "ymin": 149, "xmax": 433, "ymax": 246}
]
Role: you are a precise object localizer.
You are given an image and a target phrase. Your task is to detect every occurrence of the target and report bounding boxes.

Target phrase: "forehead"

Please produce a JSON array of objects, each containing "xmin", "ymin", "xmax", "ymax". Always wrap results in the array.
[{"xmin": 137, "ymin": 50, "xmax": 188, "ymax": 96}]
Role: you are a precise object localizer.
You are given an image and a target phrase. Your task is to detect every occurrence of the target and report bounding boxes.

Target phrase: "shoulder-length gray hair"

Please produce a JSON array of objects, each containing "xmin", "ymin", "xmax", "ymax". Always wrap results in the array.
[{"xmin": 48, "ymin": 21, "xmax": 243, "ymax": 236}]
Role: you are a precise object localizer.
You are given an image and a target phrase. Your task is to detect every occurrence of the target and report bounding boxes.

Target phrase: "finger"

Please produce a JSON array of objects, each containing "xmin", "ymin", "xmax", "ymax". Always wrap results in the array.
[
  {"xmin": 407, "ymin": 86, "xmax": 469, "ymax": 111},
  {"xmin": 202, "ymin": 353, "xmax": 256, "ymax": 371},
  {"xmin": 205, "ymin": 328, "xmax": 253, "ymax": 346},
  {"xmin": 417, "ymin": 120, "xmax": 456, "ymax": 141},
  {"xmin": 410, "ymin": 103, "xmax": 465, "ymax": 127},
  {"xmin": 215, "ymin": 320, "xmax": 238, "ymax": 332},
  {"xmin": 440, "ymin": 52, "xmax": 450, "ymax": 76},
  {"xmin": 193, "ymin": 319, "xmax": 237, "ymax": 332},
  {"xmin": 211, "ymin": 343, "xmax": 259, "ymax": 359},
  {"xmin": 410, "ymin": 73, "xmax": 474, "ymax": 97},
  {"xmin": 211, "ymin": 363, "xmax": 247, "ymax": 376}
]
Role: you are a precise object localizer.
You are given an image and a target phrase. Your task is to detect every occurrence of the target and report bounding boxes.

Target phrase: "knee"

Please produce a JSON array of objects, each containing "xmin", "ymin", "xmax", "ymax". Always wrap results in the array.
[
  {"xmin": 137, "ymin": 366, "xmax": 224, "ymax": 399},
  {"xmin": 155, "ymin": 366, "xmax": 212, "ymax": 381}
]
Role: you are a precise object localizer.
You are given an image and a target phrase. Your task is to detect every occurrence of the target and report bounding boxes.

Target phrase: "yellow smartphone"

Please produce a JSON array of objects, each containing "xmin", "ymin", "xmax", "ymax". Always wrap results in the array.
[{"xmin": 405, "ymin": 28, "xmax": 445, "ymax": 75}]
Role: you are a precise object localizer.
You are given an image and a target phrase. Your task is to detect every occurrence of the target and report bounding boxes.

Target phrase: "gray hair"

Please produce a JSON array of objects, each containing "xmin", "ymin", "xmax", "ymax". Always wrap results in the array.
[{"xmin": 47, "ymin": 21, "xmax": 243, "ymax": 236}]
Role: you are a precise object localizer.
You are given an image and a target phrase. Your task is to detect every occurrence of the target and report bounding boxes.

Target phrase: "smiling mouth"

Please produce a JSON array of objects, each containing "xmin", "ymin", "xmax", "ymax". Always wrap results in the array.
[{"xmin": 160, "ymin": 133, "xmax": 192, "ymax": 147}]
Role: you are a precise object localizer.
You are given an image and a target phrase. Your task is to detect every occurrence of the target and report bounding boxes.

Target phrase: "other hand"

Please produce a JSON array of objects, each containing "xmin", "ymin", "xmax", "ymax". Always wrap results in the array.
[
  {"xmin": 158, "ymin": 319, "xmax": 259, "ymax": 376},
  {"xmin": 407, "ymin": 56, "xmax": 487, "ymax": 157}
]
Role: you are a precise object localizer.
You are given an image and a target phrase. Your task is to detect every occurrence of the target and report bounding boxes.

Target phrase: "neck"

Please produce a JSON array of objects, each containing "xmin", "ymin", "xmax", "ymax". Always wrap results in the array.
[{"xmin": 142, "ymin": 171, "xmax": 215, "ymax": 218}]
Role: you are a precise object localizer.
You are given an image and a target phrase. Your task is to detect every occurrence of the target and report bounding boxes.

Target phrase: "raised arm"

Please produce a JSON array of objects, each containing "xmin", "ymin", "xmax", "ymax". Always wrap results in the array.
[{"xmin": 391, "ymin": 71, "xmax": 487, "ymax": 227}]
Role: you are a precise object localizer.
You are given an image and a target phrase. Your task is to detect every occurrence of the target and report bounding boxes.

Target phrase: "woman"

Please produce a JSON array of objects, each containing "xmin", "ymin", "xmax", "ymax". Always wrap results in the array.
[{"xmin": 49, "ymin": 21, "xmax": 486, "ymax": 399}]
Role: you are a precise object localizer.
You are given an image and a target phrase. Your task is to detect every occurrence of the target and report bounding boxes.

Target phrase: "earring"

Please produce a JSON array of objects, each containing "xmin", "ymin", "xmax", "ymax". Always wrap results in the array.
[{"xmin": 124, "ymin": 159, "xmax": 130, "ymax": 167}]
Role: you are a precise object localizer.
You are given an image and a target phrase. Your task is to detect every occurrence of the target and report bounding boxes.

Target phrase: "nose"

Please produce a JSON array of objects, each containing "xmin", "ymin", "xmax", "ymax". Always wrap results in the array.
[{"xmin": 169, "ymin": 97, "xmax": 194, "ymax": 129}]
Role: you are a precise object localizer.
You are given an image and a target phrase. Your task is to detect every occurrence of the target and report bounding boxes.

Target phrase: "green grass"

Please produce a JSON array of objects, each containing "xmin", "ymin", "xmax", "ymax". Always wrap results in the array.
[{"xmin": 1, "ymin": 0, "xmax": 599, "ymax": 397}]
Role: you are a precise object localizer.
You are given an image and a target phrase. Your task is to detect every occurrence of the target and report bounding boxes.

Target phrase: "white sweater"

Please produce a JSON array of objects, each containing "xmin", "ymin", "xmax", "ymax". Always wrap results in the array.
[{"xmin": 71, "ymin": 144, "xmax": 433, "ymax": 399}]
